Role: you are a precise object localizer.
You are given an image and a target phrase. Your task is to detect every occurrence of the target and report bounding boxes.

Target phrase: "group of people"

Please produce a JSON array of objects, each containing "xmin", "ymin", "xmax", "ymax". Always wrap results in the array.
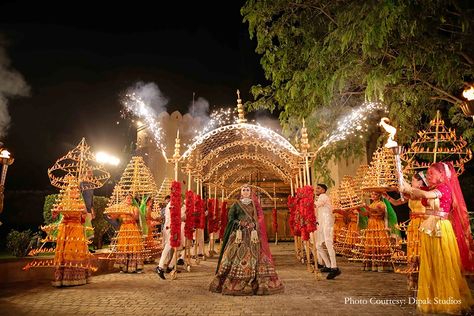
[
  {"xmin": 330, "ymin": 162, "xmax": 473, "ymax": 314},
  {"xmin": 399, "ymin": 162, "xmax": 473, "ymax": 314},
  {"xmin": 39, "ymin": 162, "xmax": 474, "ymax": 314}
]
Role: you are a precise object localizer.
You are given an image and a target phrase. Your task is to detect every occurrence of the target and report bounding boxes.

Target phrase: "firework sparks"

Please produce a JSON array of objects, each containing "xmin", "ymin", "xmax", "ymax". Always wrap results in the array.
[
  {"xmin": 122, "ymin": 93, "xmax": 166, "ymax": 151},
  {"xmin": 317, "ymin": 101, "xmax": 386, "ymax": 153},
  {"xmin": 189, "ymin": 107, "xmax": 235, "ymax": 144}
]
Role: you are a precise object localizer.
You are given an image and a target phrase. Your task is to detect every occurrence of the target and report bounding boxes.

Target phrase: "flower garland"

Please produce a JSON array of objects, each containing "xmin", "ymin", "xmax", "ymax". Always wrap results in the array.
[
  {"xmin": 193, "ymin": 193, "xmax": 202, "ymax": 229},
  {"xmin": 213, "ymin": 200, "xmax": 220, "ymax": 233},
  {"xmin": 197, "ymin": 195, "xmax": 206, "ymax": 229},
  {"xmin": 207, "ymin": 198, "xmax": 215, "ymax": 234},
  {"xmin": 219, "ymin": 201, "xmax": 228, "ymax": 239},
  {"xmin": 184, "ymin": 190, "xmax": 195, "ymax": 240},
  {"xmin": 288, "ymin": 195, "xmax": 301, "ymax": 236},
  {"xmin": 170, "ymin": 180, "xmax": 182, "ymax": 248},
  {"xmin": 272, "ymin": 208, "xmax": 278, "ymax": 233},
  {"xmin": 297, "ymin": 185, "xmax": 316, "ymax": 241}
]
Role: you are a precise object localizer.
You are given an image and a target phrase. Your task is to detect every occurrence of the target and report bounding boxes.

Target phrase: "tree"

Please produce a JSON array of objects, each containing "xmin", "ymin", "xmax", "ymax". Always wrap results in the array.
[
  {"xmin": 241, "ymin": 0, "xmax": 474, "ymax": 182},
  {"xmin": 91, "ymin": 196, "xmax": 111, "ymax": 249},
  {"xmin": 43, "ymin": 194, "xmax": 58, "ymax": 224}
]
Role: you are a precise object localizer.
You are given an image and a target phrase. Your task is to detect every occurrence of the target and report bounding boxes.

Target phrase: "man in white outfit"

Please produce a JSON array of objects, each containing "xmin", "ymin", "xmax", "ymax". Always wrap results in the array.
[
  {"xmin": 315, "ymin": 183, "xmax": 341, "ymax": 280},
  {"xmin": 156, "ymin": 201, "xmax": 186, "ymax": 279}
]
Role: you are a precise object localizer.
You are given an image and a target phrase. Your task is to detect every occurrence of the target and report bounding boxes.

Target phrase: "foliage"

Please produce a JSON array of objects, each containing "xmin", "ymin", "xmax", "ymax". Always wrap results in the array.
[
  {"xmin": 43, "ymin": 194, "xmax": 58, "ymax": 224},
  {"xmin": 242, "ymin": 0, "xmax": 474, "ymax": 183},
  {"xmin": 6, "ymin": 229, "xmax": 32, "ymax": 257},
  {"xmin": 91, "ymin": 196, "xmax": 111, "ymax": 249}
]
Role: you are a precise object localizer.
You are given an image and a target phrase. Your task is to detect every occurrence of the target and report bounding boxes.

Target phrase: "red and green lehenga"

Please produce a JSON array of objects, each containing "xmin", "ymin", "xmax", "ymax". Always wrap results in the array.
[{"xmin": 209, "ymin": 198, "xmax": 284, "ymax": 295}]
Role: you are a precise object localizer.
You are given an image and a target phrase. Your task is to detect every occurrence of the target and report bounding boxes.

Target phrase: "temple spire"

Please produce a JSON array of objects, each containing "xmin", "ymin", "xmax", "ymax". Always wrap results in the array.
[{"xmin": 236, "ymin": 89, "xmax": 247, "ymax": 124}]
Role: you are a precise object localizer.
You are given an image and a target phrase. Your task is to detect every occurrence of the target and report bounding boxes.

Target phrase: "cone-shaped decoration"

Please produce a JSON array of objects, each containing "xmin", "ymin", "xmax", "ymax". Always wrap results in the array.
[
  {"xmin": 361, "ymin": 147, "xmax": 398, "ymax": 192},
  {"xmin": 338, "ymin": 176, "xmax": 363, "ymax": 210},
  {"xmin": 48, "ymin": 138, "xmax": 110, "ymax": 189},
  {"xmin": 401, "ymin": 111, "xmax": 472, "ymax": 175},
  {"xmin": 107, "ymin": 156, "xmax": 157, "ymax": 207}
]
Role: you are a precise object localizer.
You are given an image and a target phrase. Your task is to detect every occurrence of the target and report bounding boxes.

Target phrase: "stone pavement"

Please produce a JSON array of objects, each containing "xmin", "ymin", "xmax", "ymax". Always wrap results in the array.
[{"xmin": 0, "ymin": 243, "xmax": 425, "ymax": 315}]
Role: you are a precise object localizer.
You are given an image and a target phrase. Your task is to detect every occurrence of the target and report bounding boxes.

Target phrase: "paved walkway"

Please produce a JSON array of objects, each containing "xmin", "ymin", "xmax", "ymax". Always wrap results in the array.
[{"xmin": 0, "ymin": 243, "xmax": 425, "ymax": 315}]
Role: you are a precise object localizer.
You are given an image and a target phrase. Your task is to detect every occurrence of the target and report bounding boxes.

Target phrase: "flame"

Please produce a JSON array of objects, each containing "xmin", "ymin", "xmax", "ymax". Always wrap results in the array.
[
  {"xmin": 0, "ymin": 150, "xmax": 10, "ymax": 158},
  {"xmin": 463, "ymin": 86, "xmax": 474, "ymax": 101}
]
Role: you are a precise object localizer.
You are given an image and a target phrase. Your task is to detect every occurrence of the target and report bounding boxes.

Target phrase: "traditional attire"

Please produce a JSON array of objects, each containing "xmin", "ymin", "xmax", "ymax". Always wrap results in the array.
[
  {"xmin": 315, "ymin": 193, "xmax": 337, "ymax": 269},
  {"xmin": 417, "ymin": 182, "xmax": 473, "ymax": 314},
  {"xmin": 210, "ymin": 197, "xmax": 284, "ymax": 295},
  {"xmin": 52, "ymin": 212, "xmax": 93, "ymax": 286},
  {"xmin": 352, "ymin": 199, "xmax": 398, "ymax": 272},
  {"xmin": 157, "ymin": 203, "xmax": 186, "ymax": 271},
  {"xmin": 337, "ymin": 209, "xmax": 365, "ymax": 257},
  {"xmin": 24, "ymin": 176, "xmax": 95, "ymax": 287},
  {"xmin": 333, "ymin": 211, "xmax": 347, "ymax": 249},
  {"xmin": 106, "ymin": 201, "xmax": 146, "ymax": 273},
  {"xmin": 406, "ymin": 199, "xmax": 425, "ymax": 263},
  {"xmin": 400, "ymin": 198, "xmax": 426, "ymax": 292}
]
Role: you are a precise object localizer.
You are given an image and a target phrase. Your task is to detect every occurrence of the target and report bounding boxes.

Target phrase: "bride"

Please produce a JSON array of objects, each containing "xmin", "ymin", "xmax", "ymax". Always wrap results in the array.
[{"xmin": 209, "ymin": 184, "xmax": 284, "ymax": 295}]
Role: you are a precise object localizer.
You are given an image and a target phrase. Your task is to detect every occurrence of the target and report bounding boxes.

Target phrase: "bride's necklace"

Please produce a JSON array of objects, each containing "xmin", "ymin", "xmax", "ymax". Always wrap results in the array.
[{"xmin": 240, "ymin": 197, "xmax": 252, "ymax": 205}]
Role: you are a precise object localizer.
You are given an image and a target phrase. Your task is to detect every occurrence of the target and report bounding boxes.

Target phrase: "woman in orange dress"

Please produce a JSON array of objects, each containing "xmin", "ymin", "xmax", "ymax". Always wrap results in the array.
[
  {"xmin": 333, "ymin": 210, "xmax": 347, "ymax": 250},
  {"xmin": 353, "ymin": 192, "xmax": 398, "ymax": 272},
  {"xmin": 107, "ymin": 195, "xmax": 146, "ymax": 273},
  {"xmin": 384, "ymin": 172, "xmax": 427, "ymax": 290},
  {"xmin": 23, "ymin": 176, "xmax": 95, "ymax": 286},
  {"xmin": 337, "ymin": 208, "xmax": 364, "ymax": 258}
]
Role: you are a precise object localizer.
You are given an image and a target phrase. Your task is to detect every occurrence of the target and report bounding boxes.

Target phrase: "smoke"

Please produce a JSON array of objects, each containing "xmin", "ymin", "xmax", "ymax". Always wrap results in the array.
[
  {"xmin": 185, "ymin": 95, "xmax": 211, "ymax": 141},
  {"xmin": 189, "ymin": 96, "xmax": 210, "ymax": 118},
  {"xmin": 0, "ymin": 36, "xmax": 30, "ymax": 139},
  {"xmin": 125, "ymin": 81, "xmax": 169, "ymax": 113},
  {"xmin": 255, "ymin": 111, "xmax": 282, "ymax": 133}
]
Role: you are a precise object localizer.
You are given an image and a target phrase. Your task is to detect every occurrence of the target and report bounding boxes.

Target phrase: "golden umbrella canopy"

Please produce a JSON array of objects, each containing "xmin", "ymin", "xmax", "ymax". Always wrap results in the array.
[
  {"xmin": 47, "ymin": 138, "xmax": 110, "ymax": 190},
  {"xmin": 401, "ymin": 111, "xmax": 472, "ymax": 176}
]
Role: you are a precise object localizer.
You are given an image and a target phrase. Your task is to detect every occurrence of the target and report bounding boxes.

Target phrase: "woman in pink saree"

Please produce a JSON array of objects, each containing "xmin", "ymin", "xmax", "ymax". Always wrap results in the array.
[{"xmin": 209, "ymin": 184, "xmax": 284, "ymax": 295}]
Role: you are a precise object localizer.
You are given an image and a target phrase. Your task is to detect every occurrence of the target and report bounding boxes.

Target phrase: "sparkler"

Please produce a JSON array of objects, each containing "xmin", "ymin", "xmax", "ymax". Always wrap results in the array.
[
  {"xmin": 122, "ymin": 93, "xmax": 166, "ymax": 151},
  {"xmin": 189, "ymin": 107, "xmax": 235, "ymax": 144},
  {"xmin": 317, "ymin": 102, "xmax": 386, "ymax": 153}
]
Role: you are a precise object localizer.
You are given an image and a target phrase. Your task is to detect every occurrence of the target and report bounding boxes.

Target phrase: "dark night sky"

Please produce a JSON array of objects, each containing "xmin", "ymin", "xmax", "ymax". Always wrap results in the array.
[{"xmin": 0, "ymin": 1, "xmax": 267, "ymax": 191}]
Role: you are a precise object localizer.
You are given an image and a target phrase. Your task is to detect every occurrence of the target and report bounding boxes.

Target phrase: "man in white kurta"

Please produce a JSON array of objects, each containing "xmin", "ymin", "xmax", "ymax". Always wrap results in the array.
[
  {"xmin": 156, "ymin": 202, "xmax": 186, "ymax": 279},
  {"xmin": 315, "ymin": 184, "xmax": 341, "ymax": 280}
]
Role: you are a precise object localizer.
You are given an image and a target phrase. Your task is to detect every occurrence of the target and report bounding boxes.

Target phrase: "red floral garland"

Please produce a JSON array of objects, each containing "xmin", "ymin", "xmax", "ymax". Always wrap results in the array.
[
  {"xmin": 219, "ymin": 201, "xmax": 228, "ymax": 239},
  {"xmin": 297, "ymin": 185, "xmax": 316, "ymax": 241},
  {"xmin": 198, "ymin": 196, "xmax": 206, "ymax": 229},
  {"xmin": 213, "ymin": 200, "xmax": 220, "ymax": 233},
  {"xmin": 288, "ymin": 195, "xmax": 300, "ymax": 236},
  {"xmin": 170, "ymin": 180, "xmax": 182, "ymax": 248},
  {"xmin": 207, "ymin": 198, "xmax": 215, "ymax": 234},
  {"xmin": 184, "ymin": 190, "xmax": 195, "ymax": 240},
  {"xmin": 193, "ymin": 193, "xmax": 202, "ymax": 229},
  {"xmin": 272, "ymin": 208, "xmax": 278, "ymax": 233}
]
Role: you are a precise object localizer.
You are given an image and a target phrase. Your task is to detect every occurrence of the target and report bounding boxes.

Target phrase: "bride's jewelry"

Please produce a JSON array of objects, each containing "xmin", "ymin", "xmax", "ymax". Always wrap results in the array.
[{"xmin": 240, "ymin": 198, "xmax": 252, "ymax": 205}]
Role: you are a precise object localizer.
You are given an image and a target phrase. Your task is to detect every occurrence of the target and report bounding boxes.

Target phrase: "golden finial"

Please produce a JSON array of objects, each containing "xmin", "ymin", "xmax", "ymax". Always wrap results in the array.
[
  {"xmin": 294, "ymin": 135, "xmax": 300, "ymax": 151},
  {"xmin": 236, "ymin": 89, "xmax": 247, "ymax": 124},
  {"xmin": 173, "ymin": 129, "xmax": 181, "ymax": 160},
  {"xmin": 300, "ymin": 118, "xmax": 310, "ymax": 153}
]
